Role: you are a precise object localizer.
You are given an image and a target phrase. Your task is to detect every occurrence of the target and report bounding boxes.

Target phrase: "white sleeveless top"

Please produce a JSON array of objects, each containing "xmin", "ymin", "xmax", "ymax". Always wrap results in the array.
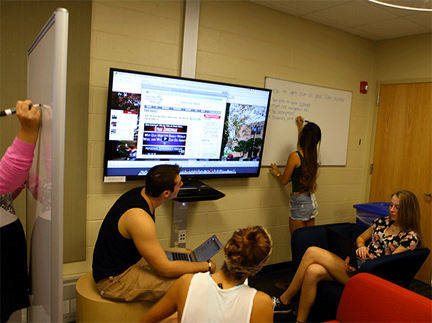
[{"xmin": 181, "ymin": 272, "xmax": 257, "ymax": 323}]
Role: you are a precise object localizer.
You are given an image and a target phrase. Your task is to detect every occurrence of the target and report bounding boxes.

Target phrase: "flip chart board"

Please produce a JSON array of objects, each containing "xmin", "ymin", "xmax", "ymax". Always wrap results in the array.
[
  {"xmin": 262, "ymin": 77, "xmax": 352, "ymax": 166},
  {"xmin": 26, "ymin": 8, "xmax": 68, "ymax": 322}
]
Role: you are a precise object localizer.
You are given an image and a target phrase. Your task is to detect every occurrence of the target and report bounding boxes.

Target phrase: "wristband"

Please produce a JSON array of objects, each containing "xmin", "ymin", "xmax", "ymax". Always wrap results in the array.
[
  {"xmin": 356, "ymin": 241, "xmax": 365, "ymax": 248},
  {"xmin": 208, "ymin": 261, "xmax": 211, "ymax": 272}
]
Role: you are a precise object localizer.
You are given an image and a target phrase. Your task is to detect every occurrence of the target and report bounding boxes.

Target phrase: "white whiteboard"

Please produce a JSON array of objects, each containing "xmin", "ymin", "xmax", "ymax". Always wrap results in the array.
[
  {"xmin": 27, "ymin": 8, "xmax": 68, "ymax": 322},
  {"xmin": 262, "ymin": 77, "xmax": 352, "ymax": 166}
]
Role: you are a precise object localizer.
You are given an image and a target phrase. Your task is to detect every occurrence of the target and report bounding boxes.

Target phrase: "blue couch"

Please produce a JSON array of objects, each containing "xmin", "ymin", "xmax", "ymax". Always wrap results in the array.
[{"xmin": 290, "ymin": 222, "xmax": 430, "ymax": 322}]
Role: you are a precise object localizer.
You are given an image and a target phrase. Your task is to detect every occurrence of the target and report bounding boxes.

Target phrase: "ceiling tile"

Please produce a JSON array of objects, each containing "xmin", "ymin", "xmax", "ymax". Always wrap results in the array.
[
  {"xmin": 249, "ymin": 0, "xmax": 306, "ymax": 16},
  {"xmin": 311, "ymin": 1, "xmax": 397, "ymax": 27},
  {"xmin": 265, "ymin": 0, "xmax": 352, "ymax": 14},
  {"xmin": 344, "ymin": 27, "xmax": 386, "ymax": 40},
  {"xmin": 247, "ymin": 0, "xmax": 432, "ymax": 40},
  {"xmin": 403, "ymin": 11, "xmax": 432, "ymax": 29},
  {"xmin": 303, "ymin": 13, "xmax": 351, "ymax": 30},
  {"xmin": 363, "ymin": 0, "xmax": 428, "ymax": 17},
  {"xmin": 356, "ymin": 16, "xmax": 430, "ymax": 38}
]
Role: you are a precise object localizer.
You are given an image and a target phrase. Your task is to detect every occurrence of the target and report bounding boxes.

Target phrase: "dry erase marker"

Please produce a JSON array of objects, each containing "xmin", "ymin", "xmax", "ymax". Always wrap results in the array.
[
  {"xmin": 0, "ymin": 108, "xmax": 16, "ymax": 117},
  {"xmin": 0, "ymin": 104, "xmax": 47, "ymax": 117}
]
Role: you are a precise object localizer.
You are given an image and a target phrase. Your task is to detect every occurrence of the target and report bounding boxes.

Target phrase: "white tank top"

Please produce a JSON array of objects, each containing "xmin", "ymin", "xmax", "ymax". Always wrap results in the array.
[{"xmin": 181, "ymin": 272, "xmax": 257, "ymax": 323}]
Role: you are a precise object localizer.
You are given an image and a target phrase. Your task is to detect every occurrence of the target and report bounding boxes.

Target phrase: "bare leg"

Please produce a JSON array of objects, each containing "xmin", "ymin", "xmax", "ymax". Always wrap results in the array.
[
  {"xmin": 305, "ymin": 218, "xmax": 315, "ymax": 228},
  {"xmin": 289, "ymin": 218, "xmax": 315, "ymax": 235},
  {"xmin": 296, "ymin": 264, "xmax": 332, "ymax": 322},
  {"xmin": 279, "ymin": 247, "xmax": 351, "ymax": 310}
]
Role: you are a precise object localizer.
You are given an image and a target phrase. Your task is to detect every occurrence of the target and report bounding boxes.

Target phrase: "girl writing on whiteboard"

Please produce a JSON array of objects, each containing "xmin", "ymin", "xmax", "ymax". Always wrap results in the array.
[
  {"xmin": 270, "ymin": 116, "xmax": 321, "ymax": 235},
  {"xmin": 1, "ymin": 100, "xmax": 41, "ymax": 321}
]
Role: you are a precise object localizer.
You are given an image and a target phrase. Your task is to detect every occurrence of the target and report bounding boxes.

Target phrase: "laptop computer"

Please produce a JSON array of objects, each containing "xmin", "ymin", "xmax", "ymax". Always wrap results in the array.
[
  {"xmin": 325, "ymin": 227, "xmax": 368, "ymax": 270},
  {"xmin": 165, "ymin": 234, "xmax": 223, "ymax": 262}
]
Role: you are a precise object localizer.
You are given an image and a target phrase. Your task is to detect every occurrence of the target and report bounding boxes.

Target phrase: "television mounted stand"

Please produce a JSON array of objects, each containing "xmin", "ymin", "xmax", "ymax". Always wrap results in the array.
[{"xmin": 171, "ymin": 179, "xmax": 225, "ymax": 248}]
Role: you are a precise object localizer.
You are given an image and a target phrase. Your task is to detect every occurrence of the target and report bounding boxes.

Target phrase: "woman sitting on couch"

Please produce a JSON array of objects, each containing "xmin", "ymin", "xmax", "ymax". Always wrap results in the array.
[{"xmin": 272, "ymin": 190, "xmax": 424, "ymax": 323}]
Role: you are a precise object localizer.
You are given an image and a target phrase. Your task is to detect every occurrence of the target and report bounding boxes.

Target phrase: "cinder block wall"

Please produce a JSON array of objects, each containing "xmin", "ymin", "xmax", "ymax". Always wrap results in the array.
[{"xmin": 64, "ymin": 0, "xmax": 430, "ymax": 277}]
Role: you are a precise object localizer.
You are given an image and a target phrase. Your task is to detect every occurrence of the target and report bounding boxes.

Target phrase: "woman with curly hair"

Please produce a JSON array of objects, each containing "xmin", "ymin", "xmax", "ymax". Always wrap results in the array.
[{"xmin": 141, "ymin": 226, "xmax": 274, "ymax": 323}]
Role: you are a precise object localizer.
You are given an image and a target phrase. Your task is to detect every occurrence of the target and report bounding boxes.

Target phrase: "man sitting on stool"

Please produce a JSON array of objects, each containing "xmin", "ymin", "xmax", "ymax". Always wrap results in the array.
[{"xmin": 92, "ymin": 164, "xmax": 216, "ymax": 302}]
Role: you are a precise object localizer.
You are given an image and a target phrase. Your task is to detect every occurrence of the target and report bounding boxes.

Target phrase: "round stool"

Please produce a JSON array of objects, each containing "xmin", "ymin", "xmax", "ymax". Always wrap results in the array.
[{"xmin": 76, "ymin": 271, "xmax": 153, "ymax": 322}]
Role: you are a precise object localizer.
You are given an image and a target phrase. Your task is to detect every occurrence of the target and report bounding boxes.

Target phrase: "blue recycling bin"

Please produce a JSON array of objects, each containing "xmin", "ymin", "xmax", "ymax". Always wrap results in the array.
[{"xmin": 353, "ymin": 202, "xmax": 389, "ymax": 227}]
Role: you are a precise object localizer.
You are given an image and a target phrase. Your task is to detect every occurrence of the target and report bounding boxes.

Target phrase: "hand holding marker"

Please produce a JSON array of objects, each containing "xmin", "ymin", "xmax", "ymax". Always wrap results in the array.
[{"xmin": 0, "ymin": 103, "xmax": 48, "ymax": 117}]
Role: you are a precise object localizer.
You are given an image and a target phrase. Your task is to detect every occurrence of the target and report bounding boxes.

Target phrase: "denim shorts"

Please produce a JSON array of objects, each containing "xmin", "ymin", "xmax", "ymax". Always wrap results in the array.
[{"xmin": 290, "ymin": 193, "xmax": 318, "ymax": 221}]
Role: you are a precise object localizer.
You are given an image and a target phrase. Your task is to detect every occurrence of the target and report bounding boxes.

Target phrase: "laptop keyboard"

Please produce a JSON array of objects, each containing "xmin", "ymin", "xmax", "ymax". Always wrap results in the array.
[{"xmin": 172, "ymin": 252, "xmax": 190, "ymax": 261}]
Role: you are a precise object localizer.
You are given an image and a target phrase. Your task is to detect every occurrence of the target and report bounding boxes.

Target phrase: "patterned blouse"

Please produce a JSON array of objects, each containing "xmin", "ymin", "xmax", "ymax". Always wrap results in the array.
[{"xmin": 367, "ymin": 216, "xmax": 419, "ymax": 259}]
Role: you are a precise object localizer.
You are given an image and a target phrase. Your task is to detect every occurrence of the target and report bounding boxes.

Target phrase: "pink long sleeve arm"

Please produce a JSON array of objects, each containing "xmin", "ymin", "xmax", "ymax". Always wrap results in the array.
[{"xmin": 0, "ymin": 137, "xmax": 36, "ymax": 196}]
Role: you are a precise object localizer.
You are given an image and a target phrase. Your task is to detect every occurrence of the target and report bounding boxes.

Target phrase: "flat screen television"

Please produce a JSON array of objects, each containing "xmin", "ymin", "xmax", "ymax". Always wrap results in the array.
[{"xmin": 103, "ymin": 68, "xmax": 272, "ymax": 183}]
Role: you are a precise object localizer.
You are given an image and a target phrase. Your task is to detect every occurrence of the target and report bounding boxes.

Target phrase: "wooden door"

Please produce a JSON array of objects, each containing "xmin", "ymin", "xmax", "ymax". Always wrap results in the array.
[{"xmin": 369, "ymin": 82, "xmax": 431, "ymax": 285}]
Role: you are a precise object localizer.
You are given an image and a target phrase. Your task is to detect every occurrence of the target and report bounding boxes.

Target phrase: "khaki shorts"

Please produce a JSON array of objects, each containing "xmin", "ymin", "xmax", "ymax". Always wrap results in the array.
[{"xmin": 96, "ymin": 258, "xmax": 176, "ymax": 303}]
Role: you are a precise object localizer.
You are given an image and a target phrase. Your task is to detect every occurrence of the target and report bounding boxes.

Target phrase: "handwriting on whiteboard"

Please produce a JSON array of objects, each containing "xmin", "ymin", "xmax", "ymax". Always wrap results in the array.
[{"xmin": 270, "ymin": 88, "xmax": 347, "ymax": 122}]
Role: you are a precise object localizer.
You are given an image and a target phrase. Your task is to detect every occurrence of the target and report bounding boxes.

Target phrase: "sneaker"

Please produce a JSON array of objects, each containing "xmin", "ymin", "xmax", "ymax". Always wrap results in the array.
[{"xmin": 272, "ymin": 296, "xmax": 293, "ymax": 313}]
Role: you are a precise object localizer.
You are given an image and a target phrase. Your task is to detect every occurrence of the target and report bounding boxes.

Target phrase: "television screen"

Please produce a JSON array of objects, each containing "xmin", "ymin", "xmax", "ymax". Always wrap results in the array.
[{"xmin": 103, "ymin": 68, "xmax": 272, "ymax": 182}]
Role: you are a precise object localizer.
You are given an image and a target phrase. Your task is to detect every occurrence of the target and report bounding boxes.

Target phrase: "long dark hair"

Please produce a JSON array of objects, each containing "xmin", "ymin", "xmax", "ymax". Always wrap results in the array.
[
  {"xmin": 298, "ymin": 122, "xmax": 321, "ymax": 193},
  {"xmin": 392, "ymin": 190, "xmax": 423, "ymax": 248}
]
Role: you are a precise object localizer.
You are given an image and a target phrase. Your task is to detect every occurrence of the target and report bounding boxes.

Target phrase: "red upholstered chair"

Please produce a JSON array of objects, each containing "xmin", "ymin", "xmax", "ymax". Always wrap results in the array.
[{"xmin": 325, "ymin": 273, "xmax": 432, "ymax": 323}]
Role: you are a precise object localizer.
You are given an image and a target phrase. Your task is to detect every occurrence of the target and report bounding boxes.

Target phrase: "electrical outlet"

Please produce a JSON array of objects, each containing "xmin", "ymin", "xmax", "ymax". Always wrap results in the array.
[
  {"xmin": 22, "ymin": 309, "xmax": 27, "ymax": 323},
  {"xmin": 63, "ymin": 298, "xmax": 76, "ymax": 322},
  {"xmin": 63, "ymin": 275, "xmax": 80, "ymax": 323},
  {"xmin": 70, "ymin": 298, "xmax": 76, "ymax": 313},
  {"xmin": 63, "ymin": 311, "xmax": 75, "ymax": 323},
  {"xmin": 63, "ymin": 300, "xmax": 70, "ymax": 314},
  {"xmin": 178, "ymin": 230, "xmax": 186, "ymax": 243}
]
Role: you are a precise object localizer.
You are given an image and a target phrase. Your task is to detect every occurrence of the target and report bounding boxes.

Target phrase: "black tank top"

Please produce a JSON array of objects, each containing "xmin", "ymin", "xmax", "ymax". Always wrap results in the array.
[
  {"xmin": 92, "ymin": 186, "xmax": 153, "ymax": 282},
  {"xmin": 291, "ymin": 151, "xmax": 303, "ymax": 192}
]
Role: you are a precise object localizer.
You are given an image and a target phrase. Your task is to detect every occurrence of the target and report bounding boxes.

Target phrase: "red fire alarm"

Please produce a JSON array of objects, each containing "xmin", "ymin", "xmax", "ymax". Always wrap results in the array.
[{"xmin": 360, "ymin": 81, "xmax": 368, "ymax": 94}]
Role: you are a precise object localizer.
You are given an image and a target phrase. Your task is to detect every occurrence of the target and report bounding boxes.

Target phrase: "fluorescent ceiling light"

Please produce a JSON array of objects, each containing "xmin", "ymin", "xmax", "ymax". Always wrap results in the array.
[{"xmin": 368, "ymin": 0, "xmax": 432, "ymax": 11}]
